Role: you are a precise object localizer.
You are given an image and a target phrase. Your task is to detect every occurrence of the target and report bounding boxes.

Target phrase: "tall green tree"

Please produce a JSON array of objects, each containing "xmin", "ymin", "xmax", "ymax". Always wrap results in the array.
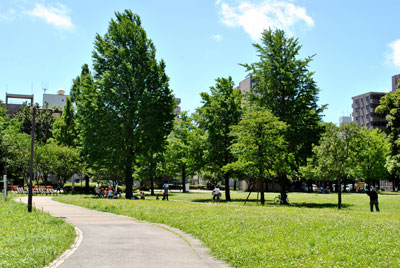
[
  {"xmin": 197, "ymin": 76, "xmax": 243, "ymax": 201},
  {"xmin": 164, "ymin": 112, "xmax": 197, "ymax": 193},
  {"xmin": 243, "ymin": 29, "xmax": 325, "ymax": 203},
  {"xmin": 78, "ymin": 10, "xmax": 175, "ymax": 199},
  {"xmin": 302, "ymin": 123, "xmax": 363, "ymax": 209},
  {"xmin": 225, "ymin": 107, "xmax": 291, "ymax": 205},
  {"xmin": 53, "ymin": 97, "xmax": 77, "ymax": 147},
  {"xmin": 356, "ymin": 129, "xmax": 389, "ymax": 188},
  {"xmin": 376, "ymin": 89, "xmax": 400, "ymax": 190}
]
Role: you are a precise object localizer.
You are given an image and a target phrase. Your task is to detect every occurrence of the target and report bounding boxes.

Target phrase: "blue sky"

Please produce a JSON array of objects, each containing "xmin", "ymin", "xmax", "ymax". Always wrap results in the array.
[{"xmin": 1, "ymin": 0, "xmax": 400, "ymax": 124}]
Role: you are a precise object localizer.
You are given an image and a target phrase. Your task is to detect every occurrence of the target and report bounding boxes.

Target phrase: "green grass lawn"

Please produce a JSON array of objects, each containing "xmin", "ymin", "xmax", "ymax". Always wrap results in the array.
[
  {"xmin": 55, "ymin": 191, "xmax": 400, "ymax": 268},
  {"xmin": 0, "ymin": 196, "xmax": 76, "ymax": 268}
]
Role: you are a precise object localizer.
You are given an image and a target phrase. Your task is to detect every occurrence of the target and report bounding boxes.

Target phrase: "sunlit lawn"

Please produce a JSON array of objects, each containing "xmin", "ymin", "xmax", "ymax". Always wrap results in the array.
[
  {"xmin": 0, "ymin": 195, "xmax": 76, "ymax": 268},
  {"xmin": 55, "ymin": 191, "xmax": 400, "ymax": 268}
]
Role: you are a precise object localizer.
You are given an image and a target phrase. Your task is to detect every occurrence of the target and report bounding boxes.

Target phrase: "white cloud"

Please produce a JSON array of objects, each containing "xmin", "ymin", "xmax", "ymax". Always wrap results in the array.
[
  {"xmin": 389, "ymin": 39, "xmax": 400, "ymax": 68},
  {"xmin": 28, "ymin": 3, "xmax": 73, "ymax": 30},
  {"xmin": 212, "ymin": 34, "xmax": 223, "ymax": 41},
  {"xmin": 217, "ymin": 0, "xmax": 314, "ymax": 40}
]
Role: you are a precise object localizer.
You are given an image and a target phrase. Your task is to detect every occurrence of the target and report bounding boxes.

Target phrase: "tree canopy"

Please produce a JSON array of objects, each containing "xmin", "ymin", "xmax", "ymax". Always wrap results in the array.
[
  {"xmin": 76, "ymin": 10, "xmax": 175, "ymax": 198},
  {"xmin": 226, "ymin": 107, "xmax": 291, "ymax": 205},
  {"xmin": 197, "ymin": 76, "xmax": 243, "ymax": 201},
  {"xmin": 242, "ymin": 29, "xmax": 325, "ymax": 203}
]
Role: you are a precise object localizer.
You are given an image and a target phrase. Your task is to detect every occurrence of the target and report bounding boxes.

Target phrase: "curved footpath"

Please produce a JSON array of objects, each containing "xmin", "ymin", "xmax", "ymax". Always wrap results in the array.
[{"xmin": 17, "ymin": 196, "xmax": 230, "ymax": 268}]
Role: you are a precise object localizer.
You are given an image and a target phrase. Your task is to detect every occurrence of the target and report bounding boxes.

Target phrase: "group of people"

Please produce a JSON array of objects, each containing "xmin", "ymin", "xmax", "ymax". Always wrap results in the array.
[{"xmin": 95, "ymin": 183, "xmax": 121, "ymax": 199}]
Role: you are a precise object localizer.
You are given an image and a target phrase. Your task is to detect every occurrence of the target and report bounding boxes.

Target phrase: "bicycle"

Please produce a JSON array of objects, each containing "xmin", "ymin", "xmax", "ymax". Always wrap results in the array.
[{"xmin": 274, "ymin": 194, "xmax": 289, "ymax": 204}]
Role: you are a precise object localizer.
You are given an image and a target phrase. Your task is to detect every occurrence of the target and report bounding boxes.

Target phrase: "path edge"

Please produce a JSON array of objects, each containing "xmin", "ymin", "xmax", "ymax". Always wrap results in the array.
[{"xmin": 45, "ymin": 226, "xmax": 83, "ymax": 268}]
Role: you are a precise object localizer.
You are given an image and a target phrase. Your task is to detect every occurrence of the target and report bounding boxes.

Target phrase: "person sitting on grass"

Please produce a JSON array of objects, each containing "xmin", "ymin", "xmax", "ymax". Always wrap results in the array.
[{"xmin": 212, "ymin": 185, "xmax": 221, "ymax": 202}]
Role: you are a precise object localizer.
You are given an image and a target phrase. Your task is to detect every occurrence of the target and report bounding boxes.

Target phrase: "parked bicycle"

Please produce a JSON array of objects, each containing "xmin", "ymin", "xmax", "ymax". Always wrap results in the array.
[{"xmin": 274, "ymin": 194, "xmax": 289, "ymax": 204}]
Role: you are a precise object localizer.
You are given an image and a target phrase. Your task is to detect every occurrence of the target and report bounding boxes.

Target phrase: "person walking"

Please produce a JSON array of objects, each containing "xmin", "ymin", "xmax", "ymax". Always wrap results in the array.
[
  {"xmin": 366, "ymin": 188, "xmax": 380, "ymax": 212},
  {"xmin": 162, "ymin": 182, "xmax": 169, "ymax": 201}
]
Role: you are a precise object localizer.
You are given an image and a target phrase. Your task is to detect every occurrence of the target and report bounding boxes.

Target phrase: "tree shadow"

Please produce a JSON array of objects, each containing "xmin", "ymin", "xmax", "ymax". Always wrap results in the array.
[
  {"xmin": 287, "ymin": 202, "xmax": 353, "ymax": 209},
  {"xmin": 192, "ymin": 198, "xmax": 263, "ymax": 204},
  {"xmin": 191, "ymin": 199, "xmax": 353, "ymax": 209}
]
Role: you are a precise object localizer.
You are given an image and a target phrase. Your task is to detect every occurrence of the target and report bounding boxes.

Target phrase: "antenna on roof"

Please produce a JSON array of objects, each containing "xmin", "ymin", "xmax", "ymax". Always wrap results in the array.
[{"xmin": 42, "ymin": 82, "xmax": 48, "ymax": 94}]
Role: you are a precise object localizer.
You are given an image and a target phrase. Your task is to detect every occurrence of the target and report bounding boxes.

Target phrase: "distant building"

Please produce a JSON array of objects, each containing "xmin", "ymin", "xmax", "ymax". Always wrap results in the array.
[
  {"xmin": 238, "ymin": 76, "xmax": 258, "ymax": 94},
  {"xmin": 43, "ymin": 89, "xmax": 69, "ymax": 110},
  {"xmin": 392, "ymin": 74, "xmax": 400, "ymax": 92},
  {"xmin": 339, "ymin": 116, "xmax": 352, "ymax": 126},
  {"xmin": 174, "ymin": 98, "xmax": 181, "ymax": 115},
  {"xmin": 5, "ymin": 93, "xmax": 34, "ymax": 115},
  {"xmin": 352, "ymin": 92, "xmax": 387, "ymax": 130}
]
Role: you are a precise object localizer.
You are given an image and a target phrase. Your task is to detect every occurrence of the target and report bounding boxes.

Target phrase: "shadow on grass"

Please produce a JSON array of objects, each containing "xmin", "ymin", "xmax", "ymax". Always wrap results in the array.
[
  {"xmin": 191, "ymin": 198, "xmax": 353, "ymax": 209},
  {"xmin": 288, "ymin": 202, "xmax": 353, "ymax": 209}
]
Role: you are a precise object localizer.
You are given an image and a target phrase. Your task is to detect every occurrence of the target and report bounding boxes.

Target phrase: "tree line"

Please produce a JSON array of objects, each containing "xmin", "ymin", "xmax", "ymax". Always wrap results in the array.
[{"xmin": 1, "ymin": 10, "xmax": 398, "ymax": 209}]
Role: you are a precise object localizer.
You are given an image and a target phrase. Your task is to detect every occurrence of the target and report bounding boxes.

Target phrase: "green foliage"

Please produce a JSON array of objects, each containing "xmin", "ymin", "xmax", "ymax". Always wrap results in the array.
[
  {"xmin": 14, "ymin": 104, "xmax": 56, "ymax": 144},
  {"xmin": 243, "ymin": 29, "xmax": 325, "ymax": 170},
  {"xmin": 356, "ymin": 128, "xmax": 389, "ymax": 183},
  {"xmin": 75, "ymin": 10, "xmax": 175, "ymax": 199},
  {"xmin": 45, "ymin": 141, "xmax": 81, "ymax": 184},
  {"xmin": 302, "ymin": 122, "xmax": 388, "ymax": 208},
  {"xmin": 55, "ymin": 192, "xmax": 400, "ymax": 268},
  {"xmin": 164, "ymin": 112, "xmax": 205, "ymax": 191},
  {"xmin": 376, "ymin": 89, "xmax": 400, "ymax": 186},
  {"xmin": 0, "ymin": 198, "xmax": 75, "ymax": 267},
  {"xmin": 226, "ymin": 107, "xmax": 292, "ymax": 204},
  {"xmin": 197, "ymin": 76, "xmax": 243, "ymax": 200},
  {"xmin": 53, "ymin": 97, "xmax": 77, "ymax": 147},
  {"xmin": 2, "ymin": 119, "xmax": 31, "ymax": 184}
]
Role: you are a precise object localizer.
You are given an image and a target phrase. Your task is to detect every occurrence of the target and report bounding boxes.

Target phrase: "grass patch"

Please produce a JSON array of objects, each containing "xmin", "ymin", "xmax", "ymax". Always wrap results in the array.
[
  {"xmin": 55, "ymin": 191, "xmax": 400, "ymax": 268},
  {"xmin": 0, "ymin": 195, "xmax": 76, "ymax": 268}
]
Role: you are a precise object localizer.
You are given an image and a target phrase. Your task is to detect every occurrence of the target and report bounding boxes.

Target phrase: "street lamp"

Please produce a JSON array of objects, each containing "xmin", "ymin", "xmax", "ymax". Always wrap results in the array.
[{"xmin": 28, "ymin": 107, "xmax": 55, "ymax": 212}]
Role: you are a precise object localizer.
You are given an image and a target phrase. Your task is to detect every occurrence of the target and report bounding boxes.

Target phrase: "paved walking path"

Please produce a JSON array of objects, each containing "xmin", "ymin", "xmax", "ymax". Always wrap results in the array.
[{"xmin": 18, "ymin": 196, "xmax": 230, "ymax": 268}]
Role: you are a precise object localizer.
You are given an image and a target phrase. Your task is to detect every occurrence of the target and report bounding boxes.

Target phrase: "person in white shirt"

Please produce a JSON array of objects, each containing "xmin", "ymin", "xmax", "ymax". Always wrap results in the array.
[{"xmin": 212, "ymin": 185, "xmax": 221, "ymax": 202}]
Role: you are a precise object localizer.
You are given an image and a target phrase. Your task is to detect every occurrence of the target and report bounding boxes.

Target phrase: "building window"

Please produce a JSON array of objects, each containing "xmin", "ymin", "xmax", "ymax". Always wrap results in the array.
[
  {"xmin": 366, "ymin": 114, "xmax": 370, "ymax": 119},
  {"xmin": 355, "ymin": 99, "xmax": 359, "ymax": 105},
  {"xmin": 356, "ymin": 108, "xmax": 359, "ymax": 112},
  {"xmin": 356, "ymin": 116, "xmax": 360, "ymax": 121},
  {"xmin": 366, "ymin": 96, "xmax": 370, "ymax": 103},
  {"xmin": 366, "ymin": 105, "xmax": 370, "ymax": 111}
]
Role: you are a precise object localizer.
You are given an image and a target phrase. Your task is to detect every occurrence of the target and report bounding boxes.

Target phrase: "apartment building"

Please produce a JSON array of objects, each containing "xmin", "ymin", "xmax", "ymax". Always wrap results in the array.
[
  {"xmin": 392, "ymin": 73, "xmax": 400, "ymax": 92},
  {"xmin": 352, "ymin": 92, "xmax": 387, "ymax": 130}
]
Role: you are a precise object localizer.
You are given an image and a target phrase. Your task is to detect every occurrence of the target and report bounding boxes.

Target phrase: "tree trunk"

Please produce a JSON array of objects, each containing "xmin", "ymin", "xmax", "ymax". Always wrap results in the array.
[
  {"xmin": 234, "ymin": 180, "xmax": 237, "ymax": 191},
  {"xmin": 280, "ymin": 174, "xmax": 288, "ymax": 205},
  {"xmin": 150, "ymin": 177, "xmax": 155, "ymax": 196},
  {"xmin": 260, "ymin": 180, "xmax": 265, "ymax": 205},
  {"xmin": 337, "ymin": 177, "xmax": 342, "ymax": 210},
  {"xmin": 307, "ymin": 179, "xmax": 312, "ymax": 193},
  {"xmin": 392, "ymin": 175, "xmax": 396, "ymax": 191},
  {"xmin": 84, "ymin": 175, "xmax": 90, "ymax": 194},
  {"xmin": 377, "ymin": 179, "xmax": 381, "ymax": 190},
  {"xmin": 125, "ymin": 152, "xmax": 133, "ymax": 199},
  {"xmin": 224, "ymin": 173, "xmax": 231, "ymax": 201},
  {"xmin": 182, "ymin": 165, "xmax": 186, "ymax": 193}
]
